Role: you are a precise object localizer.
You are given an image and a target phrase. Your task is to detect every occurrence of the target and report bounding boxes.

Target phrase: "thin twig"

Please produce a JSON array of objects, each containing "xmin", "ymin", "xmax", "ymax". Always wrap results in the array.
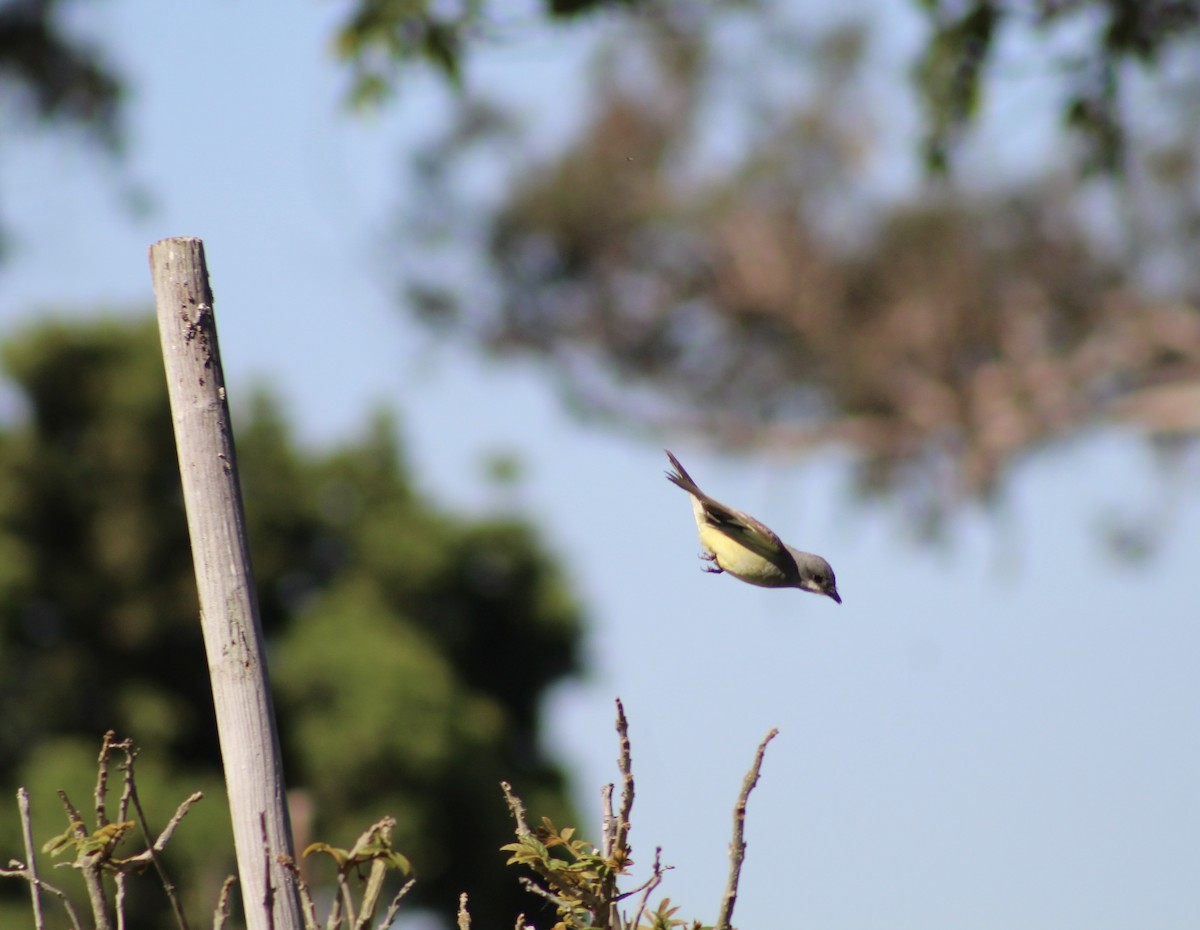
[
  {"xmin": 95, "ymin": 731, "xmax": 118, "ymax": 828},
  {"xmin": 115, "ymin": 863, "xmax": 128, "ymax": 930},
  {"xmin": 599, "ymin": 783, "xmax": 615, "ymax": 859},
  {"xmin": 325, "ymin": 877, "xmax": 345, "ymax": 930},
  {"xmin": 628, "ymin": 847, "xmax": 664, "ymax": 930},
  {"xmin": 114, "ymin": 742, "xmax": 131, "ymax": 930},
  {"xmin": 112, "ymin": 741, "xmax": 136, "ymax": 930},
  {"xmin": 518, "ymin": 876, "xmax": 574, "ymax": 909},
  {"xmin": 715, "ymin": 728, "xmax": 778, "ymax": 930},
  {"xmin": 500, "ymin": 782, "xmax": 530, "ymax": 835},
  {"xmin": 0, "ymin": 864, "xmax": 85, "ymax": 930},
  {"xmin": 335, "ymin": 869, "xmax": 358, "ymax": 930},
  {"xmin": 597, "ymin": 698, "xmax": 635, "ymax": 930},
  {"xmin": 276, "ymin": 857, "xmax": 320, "ymax": 930},
  {"xmin": 110, "ymin": 741, "xmax": 134, "ymax": 930},
  {"xmin": 111, "ymin": 736, "xmax": 136, "ymax": 822},
  {"xmin": 212, "ymin": 876, "xmax": 238, "ymax": 930},
  {"xmin": 113, "ymin": 792, "xmax": 204, "ymax": 867},
  {"xmin": 58, "ymin": 790, "xmax": 87, "ymax": 836},
  {"xmin": 121, "ymin": 747, "xmax": 191, "ymax": 930},
  {"xmin": 58, "ymin": 789, "xmax": 111, "ymax": 930},
  {"xmin": 18, "ymin": 787, "xmax": 46, "ymax": 930},
  {"xmin": 617, "ymin": 849, "xmax": 670, "ymax": 902},
  {"xmin": 352, "ymin": 859, "xmax": 389, "ymax": 930},
  {"xmin": 376, "ymin": 877, "xmax": 415, "ymax": 930},
  {"xmin": 456, "ymin": 891, "xmax": 471, "ymax": 930},
  {"xmin": 613, "ymin": 699, "xmax": 634, "ymax": 858}
]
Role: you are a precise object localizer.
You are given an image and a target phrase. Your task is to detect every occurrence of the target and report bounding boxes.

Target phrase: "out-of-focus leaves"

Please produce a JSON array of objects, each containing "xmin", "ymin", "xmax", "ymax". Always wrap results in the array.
[
  {"xmin": 0, "ymin": 0, "xmax": 123, "ymax": 146},
  {"xmin": 0, "ymin": 318, "xmax": 583, "ymax": 927},
  {"xmin": 915, "ymin": 0, "xmax": 1200, "ymax": 174},
  {"xmin": 0, "ymin": 0, "xmax": 126, "ymax": 260},
  {"xmin": 382, "ymin": 14, "xmax": 1200, "ymax": 538},
  {"xmin": 913, "ymin": 0, "xmax": 999, "ymax": 174},
  {"xmin": 334, "ymin": 0, "xmax": 482, "ymax": 104}
]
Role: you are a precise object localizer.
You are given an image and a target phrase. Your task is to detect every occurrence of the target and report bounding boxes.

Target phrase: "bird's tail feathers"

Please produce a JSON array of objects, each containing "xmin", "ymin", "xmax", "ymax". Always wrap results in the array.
[{"xmin": 664, "ymin": 449, "xmax": 704, "ymax": 496}]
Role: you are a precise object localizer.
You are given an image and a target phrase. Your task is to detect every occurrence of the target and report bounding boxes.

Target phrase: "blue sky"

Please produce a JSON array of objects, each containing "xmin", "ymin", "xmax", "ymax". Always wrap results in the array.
[{"xmin": 2, "ymin": 2, "xmax": 1198, "ymax": 928}]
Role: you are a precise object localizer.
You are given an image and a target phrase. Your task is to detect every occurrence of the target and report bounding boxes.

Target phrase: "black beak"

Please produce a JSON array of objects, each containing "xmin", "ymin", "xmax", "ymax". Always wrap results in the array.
[{"xmin": 828, "ymin": 589, "xmax": 842, "ymax": 605}]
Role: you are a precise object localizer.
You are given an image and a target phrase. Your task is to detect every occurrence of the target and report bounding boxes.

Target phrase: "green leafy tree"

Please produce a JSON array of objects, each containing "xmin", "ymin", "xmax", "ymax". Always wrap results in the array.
[{"xmin": 0, "ymin": 317, "xmax": 583, "ymax": 928}]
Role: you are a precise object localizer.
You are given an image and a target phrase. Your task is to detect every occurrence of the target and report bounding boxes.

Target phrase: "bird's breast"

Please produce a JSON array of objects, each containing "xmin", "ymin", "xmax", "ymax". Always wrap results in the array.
[{"xmin": 697, "ymin": 523, "xmax": 793, "ymax": 587}]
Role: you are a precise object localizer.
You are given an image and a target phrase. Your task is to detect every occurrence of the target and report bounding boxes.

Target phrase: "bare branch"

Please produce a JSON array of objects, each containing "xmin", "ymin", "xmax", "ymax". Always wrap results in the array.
[
  {"xmin": 115, "ymin": 866, "xmax": 128, "ymax": 930},
  {"xmin": 628, "ymin": 846, "xmax": 665, "ymax": 930},
  {"xmin": 351, "ymin": 860, "xmax": 388, "ymax": 930},
  {"xmin": 501, "ymin": 781, "xmax": 530, "ymax": 835},
  {"xmin": 0, "ymin": 864, "xmax": 85, "ymax": 930},
  {"xmin": 456, "ymin": 891, "xmax": 471, "ymax": 930},
  {"xmin": 57, "ymin": 790, "xmax": 87, "ymax": 837},
  {"xmin": 613, "ymin": 699, "xmax": 634, "ymax": 858},
  {"xmin": 335, "ymin": 868, "xmax": 358, "ymax": 930},
  {"xmin": 212, "ymin": 876, "xmax": 238, "ymax": 930},
  {"xmin": 518, "ymin": 876, "xmax": 574, "ymax": 909},
  {"xmin": 18, "ymin": 787, "xmax": 46, "ymax": 930},
  {"xmin": 153, "ymin": 793, "xmax": 205, "ymax": 854},
  {"xmin": 376, "ymin": 878, "xmax": 415, "ymax": 930},
  {"xmin": 600, "ymin": 783, "xmax": 615, "ymax": 859},
  {"xmin": 596, "ymin": 698, "xmax": 636, "ymax": 930},
  {"xmin": 109, "ymin": 792, "xmax": 204, "ymax": 873},
  {"xmin": 114, "ymin": 741, "xmax": 132, "ymax": 930},
  {"xmin": 57, "ymin": 789, "xmax": 111, "ymax": 930},
  {"xmin": 104, "ymin": 742, "xmax": 188, "ymax": 930},
  {"xmin": 95, "ymin": 731, "xmax": 119, "ymax": 828},
  {"xmin": 276, "ymin": 857, "xmax": 320, "ymax": 930},
  {"xmin": 715, "ymin": 728, "xmax": 778, "ymax": 930}
]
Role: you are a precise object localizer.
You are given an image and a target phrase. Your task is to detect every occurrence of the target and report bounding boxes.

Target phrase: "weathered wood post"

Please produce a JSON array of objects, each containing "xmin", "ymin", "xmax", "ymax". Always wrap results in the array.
[{"xmin": 149, "ymin": 237, "xmax": 301, "ymax": 930}]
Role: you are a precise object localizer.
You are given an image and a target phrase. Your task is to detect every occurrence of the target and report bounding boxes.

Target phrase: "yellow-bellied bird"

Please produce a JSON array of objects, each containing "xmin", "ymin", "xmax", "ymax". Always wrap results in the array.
[{"xmin": 666, "ymin": 450, "xmax": 841, "ymax": 603}]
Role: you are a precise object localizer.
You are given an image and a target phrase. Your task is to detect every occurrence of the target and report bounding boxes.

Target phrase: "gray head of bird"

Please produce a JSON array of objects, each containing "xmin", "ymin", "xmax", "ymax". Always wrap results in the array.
[{"xmin": 788, "ymin": 549, "xmax": 841, "ymax": 603}]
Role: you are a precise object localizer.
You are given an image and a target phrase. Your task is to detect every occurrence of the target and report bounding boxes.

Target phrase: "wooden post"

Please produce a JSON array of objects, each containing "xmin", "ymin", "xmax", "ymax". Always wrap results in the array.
[{"xmin": 149, "ymin": 237, "xmax": 301, "ymax": 930}]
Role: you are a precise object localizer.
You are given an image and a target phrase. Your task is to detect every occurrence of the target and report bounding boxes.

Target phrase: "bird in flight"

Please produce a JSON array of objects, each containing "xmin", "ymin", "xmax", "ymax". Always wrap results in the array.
[{"xmin": 665, "ymin": 450, "xmax": 841, "ymax": 603}]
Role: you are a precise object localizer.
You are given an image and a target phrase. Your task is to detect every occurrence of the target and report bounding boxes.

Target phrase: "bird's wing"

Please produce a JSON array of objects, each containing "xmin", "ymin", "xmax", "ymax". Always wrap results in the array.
[
  {"xmin": 665, "ymin": 450, "xmax": 793, "ymax": 563},
  {"xmin": 700, "ymin": 499, "xmax": 792, "ymax": 563}
]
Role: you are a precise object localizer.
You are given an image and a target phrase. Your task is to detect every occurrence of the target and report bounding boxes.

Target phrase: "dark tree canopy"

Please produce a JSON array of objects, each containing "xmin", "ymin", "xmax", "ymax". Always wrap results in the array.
[{"xmin": 0, "ymin": 318, "xmax": 583, "ymax": 928}]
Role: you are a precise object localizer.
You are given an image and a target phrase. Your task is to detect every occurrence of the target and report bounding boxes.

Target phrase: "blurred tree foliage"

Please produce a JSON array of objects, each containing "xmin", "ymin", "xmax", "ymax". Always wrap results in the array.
[
  {"xmin": 0, "ymin": 0, "xmax": 122, "ymax": 143},
  {"xmin": 359, "ymin": 3, "xmax": 1200, "ymax": 534},
  {"xmin": 331, "ymin": 0, "xmax": 1200, "ymax": 174},
  {"xmin": 10, "ymin": 0, "xmax": 1196, "ymax": 179},
  {"xmin": 0, "ymin": 319, "xmax": 583, "ymax": 928},
  {"xmin": 0, "ymin": 0, "xmax": 120, "ymax": 134},
  {"xmin": 0, "ymin": 0, "xmax": 124, "ymax": 257},
  {"xmin": 6, "ymin": 0, "xmax": 1200, "ymax": 535},
  {"xmin": 916, "ymin": 0, "xmax": 1200, "ymax": 173}
]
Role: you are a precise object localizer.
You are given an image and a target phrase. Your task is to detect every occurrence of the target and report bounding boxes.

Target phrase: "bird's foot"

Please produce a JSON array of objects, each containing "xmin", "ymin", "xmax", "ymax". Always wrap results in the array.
[{"xmin": 702, "ymin": 564, "xmax": 724, "ymax": 574}]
